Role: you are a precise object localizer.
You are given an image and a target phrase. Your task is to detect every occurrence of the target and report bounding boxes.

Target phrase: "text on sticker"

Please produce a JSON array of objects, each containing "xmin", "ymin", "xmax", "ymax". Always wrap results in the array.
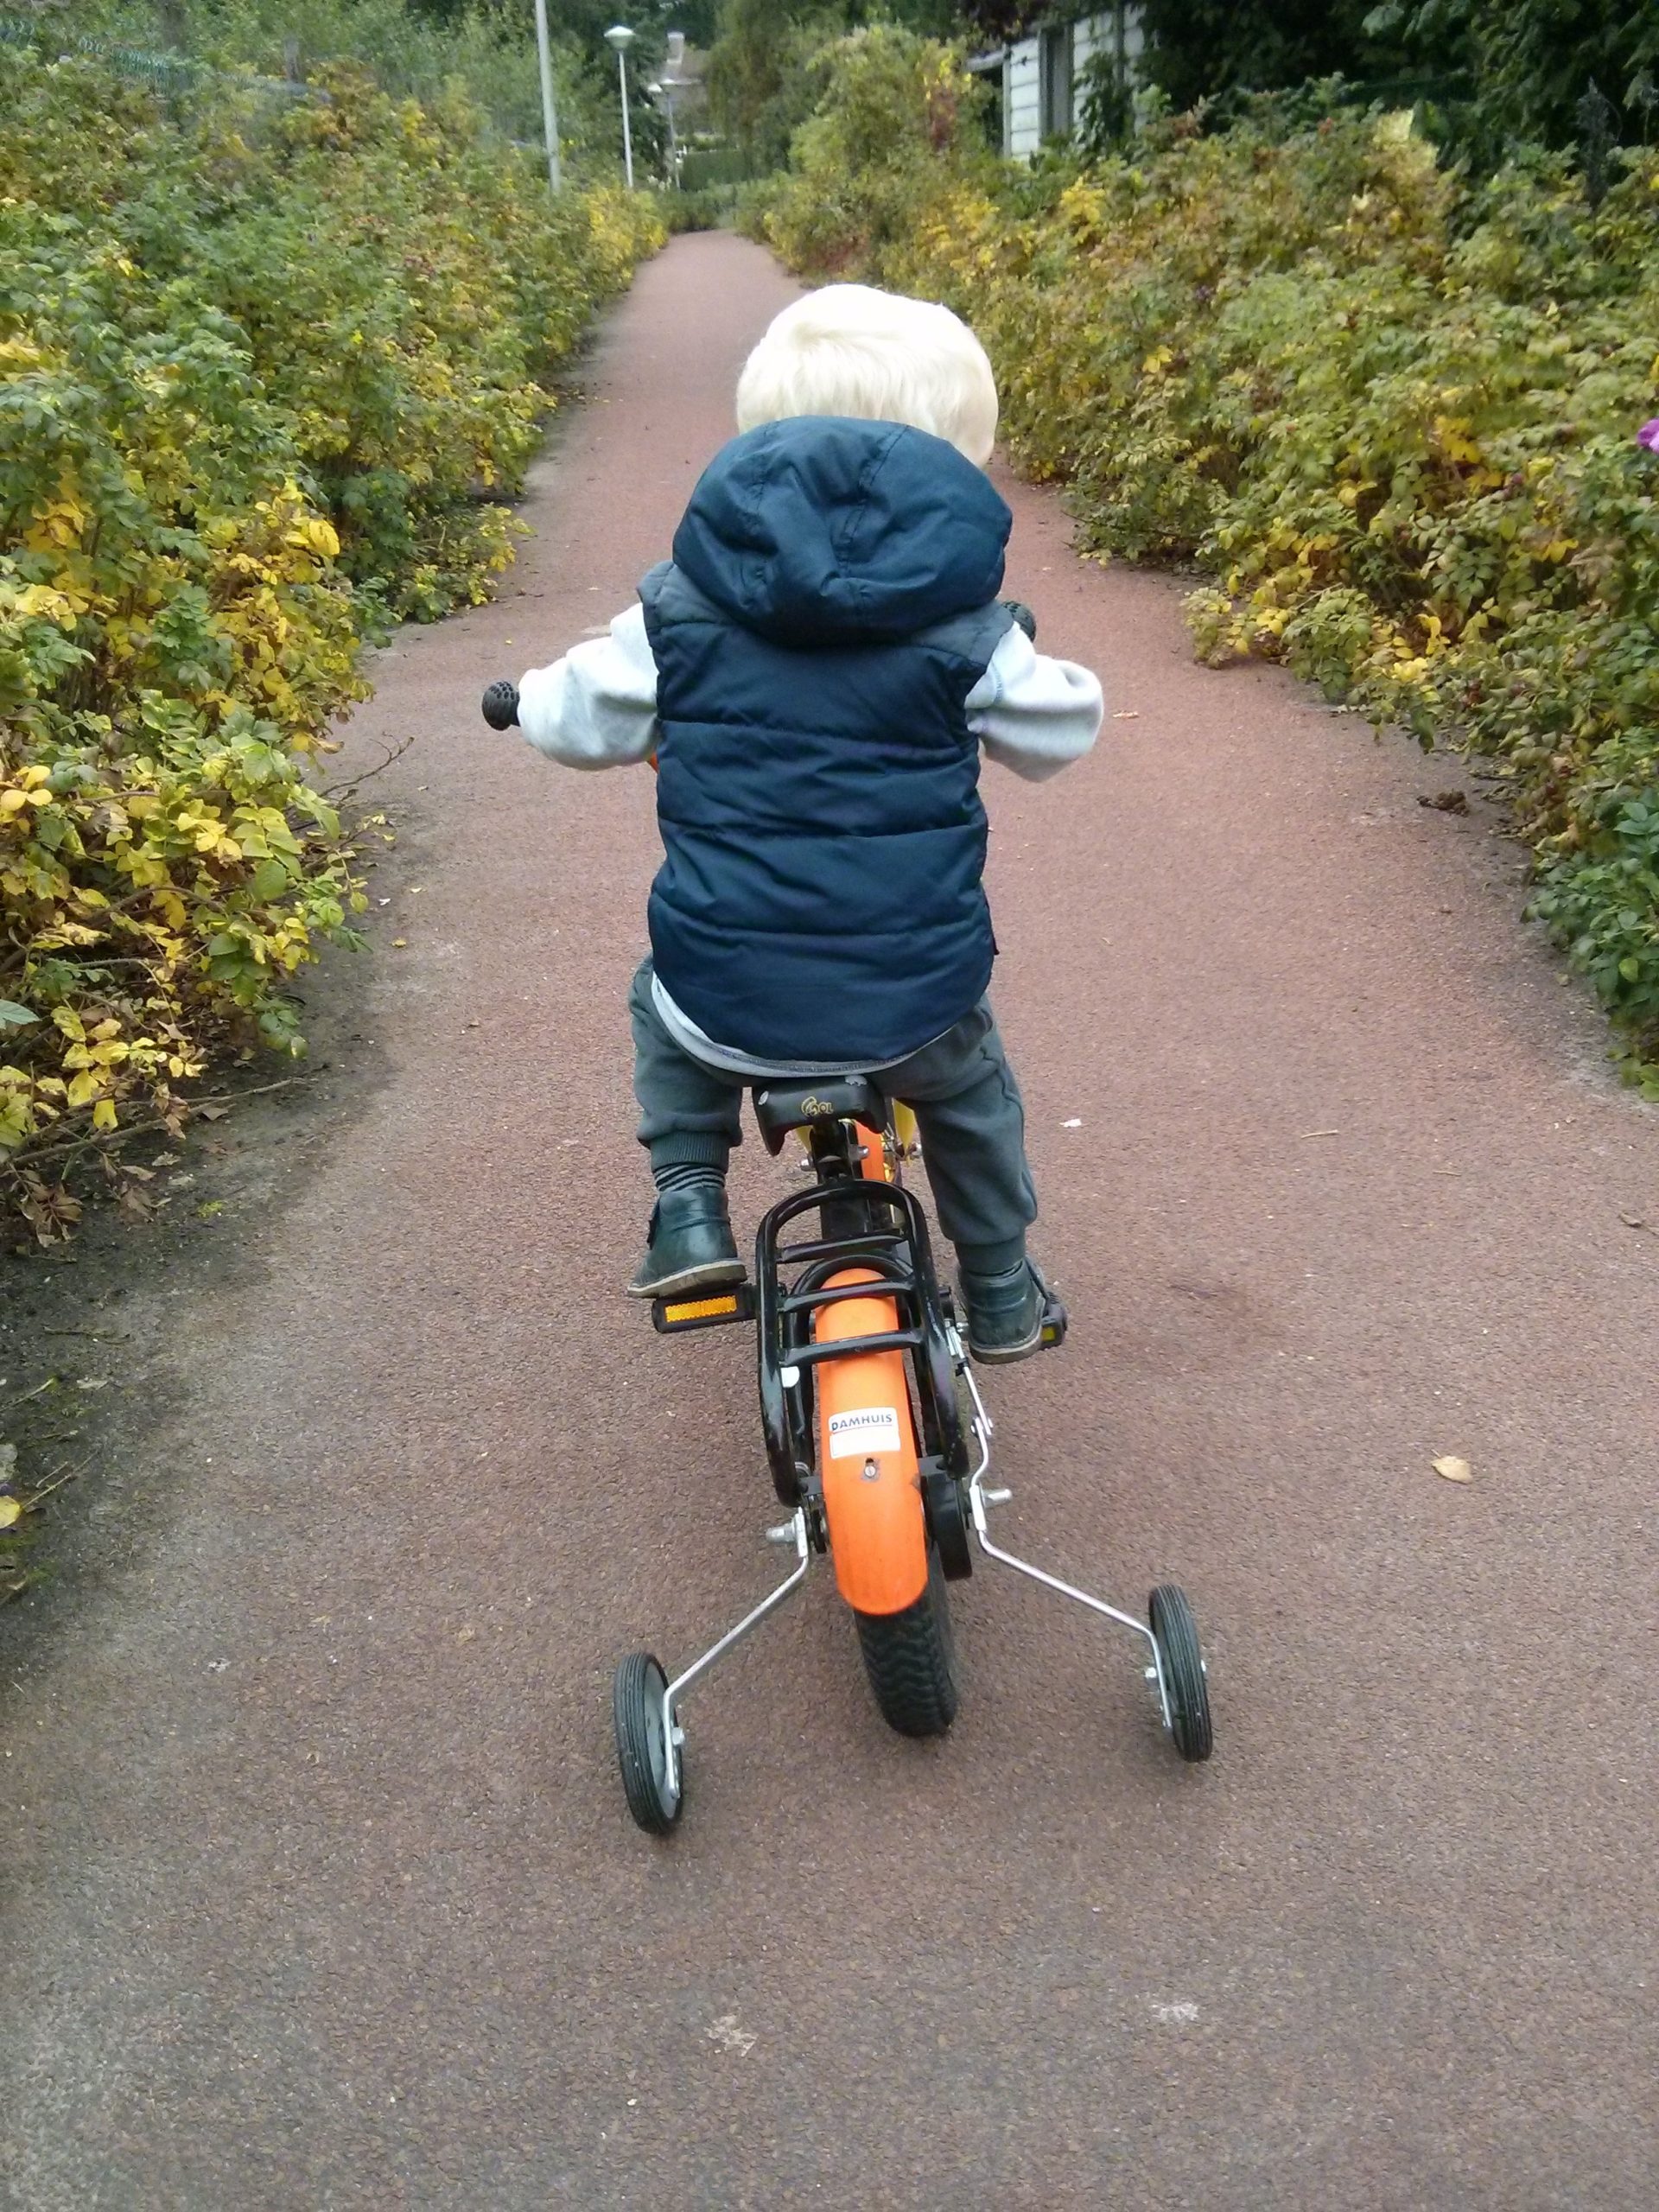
[{"xmin": 827, "ymin": 1406, "xmax": 902, "ymax": 1459}]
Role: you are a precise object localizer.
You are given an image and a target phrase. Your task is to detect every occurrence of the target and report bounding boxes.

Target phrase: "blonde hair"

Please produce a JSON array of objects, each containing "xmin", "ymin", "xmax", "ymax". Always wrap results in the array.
[{"xmin": 735, "ymin": 284, "xmax": 999, "ymax": 466}]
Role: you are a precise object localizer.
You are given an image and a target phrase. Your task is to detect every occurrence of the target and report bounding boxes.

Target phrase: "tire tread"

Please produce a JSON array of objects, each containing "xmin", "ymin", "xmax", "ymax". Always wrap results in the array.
[{"xmin": 854, "ymin": 1551, "xmax": 958, "ymax": 1737}]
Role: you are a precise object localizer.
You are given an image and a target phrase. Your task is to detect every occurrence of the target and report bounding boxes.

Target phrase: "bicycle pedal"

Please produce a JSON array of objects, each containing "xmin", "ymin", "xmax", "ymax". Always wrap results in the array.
[{"xmin": 651, "ymin": 1283, "xmax": 756, "ymax": 1333}]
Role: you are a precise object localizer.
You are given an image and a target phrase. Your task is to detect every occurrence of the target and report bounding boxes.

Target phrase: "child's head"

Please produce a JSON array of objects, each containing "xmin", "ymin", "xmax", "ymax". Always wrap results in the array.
[{"xmin": 735, "ymin": 283, "xmax": 999, "ymax": 467}]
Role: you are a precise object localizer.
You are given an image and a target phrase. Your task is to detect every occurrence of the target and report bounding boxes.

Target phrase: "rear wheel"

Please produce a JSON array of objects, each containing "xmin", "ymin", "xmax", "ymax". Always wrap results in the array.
[{"xmin": 854, "ymin": 1544, "xmax": 958, "ymax": 1738}]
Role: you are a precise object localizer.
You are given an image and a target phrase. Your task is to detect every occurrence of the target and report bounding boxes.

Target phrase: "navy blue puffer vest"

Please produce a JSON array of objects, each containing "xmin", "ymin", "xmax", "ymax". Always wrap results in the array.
[{"xmin": 640, "ymin": 416, "xmax": 1014, "ymax": 1067}]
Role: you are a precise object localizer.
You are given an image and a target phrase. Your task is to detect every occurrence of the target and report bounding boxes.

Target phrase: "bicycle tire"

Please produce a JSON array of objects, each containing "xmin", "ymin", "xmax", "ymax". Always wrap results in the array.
[{"xmin": 854, "ymin": 1544, "xmax": 958, "ymax": 1738}]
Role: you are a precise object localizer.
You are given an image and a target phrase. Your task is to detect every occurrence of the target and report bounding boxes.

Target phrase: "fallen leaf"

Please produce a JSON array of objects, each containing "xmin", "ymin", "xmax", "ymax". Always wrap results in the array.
[
  {"xmin": 196, "ymin": 1103, "xmax": 231, "ymax": 1122},
  {"xmin": 0, "ymin": 1498, "xmax": 21, "ymax": 1529},
  {"xmin": 455, "ymin": 1624, "xmax": 475, "ymax": 1644},
  {"xmin": 76, "ymin": 1376, "xmax": 111, "ymax": 1392},
  {"xmin": 1433, "ymin": 1455, "xmax": 1473, "ymax": 1484},
  {"xmin": 391, "ymin": 938, "xmax": 408, "ymax": 949}
]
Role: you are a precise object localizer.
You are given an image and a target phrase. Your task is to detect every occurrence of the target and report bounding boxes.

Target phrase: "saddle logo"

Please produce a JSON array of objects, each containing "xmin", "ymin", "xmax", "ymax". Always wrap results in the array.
[{"xmin": 800, "ymin": 1095, "xmax": 836, "ymax": 1118}]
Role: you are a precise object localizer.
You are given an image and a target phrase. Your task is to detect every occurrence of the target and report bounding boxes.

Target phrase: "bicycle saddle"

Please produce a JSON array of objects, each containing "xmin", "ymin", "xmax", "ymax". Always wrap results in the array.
[{"xmin": 752, "ymin": 1075, "xmax": 885, "ymax": 1155}]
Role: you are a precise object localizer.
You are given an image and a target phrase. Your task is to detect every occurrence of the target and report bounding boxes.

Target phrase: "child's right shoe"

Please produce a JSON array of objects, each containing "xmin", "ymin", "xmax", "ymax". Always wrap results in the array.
[
  {"xmin": 958, "ymin": 1259, "xmax": 1051, "ymax": 1364},
  {"xmin": 626, "ymin": 1186, "xmax": 746, "ymax": 1300}
]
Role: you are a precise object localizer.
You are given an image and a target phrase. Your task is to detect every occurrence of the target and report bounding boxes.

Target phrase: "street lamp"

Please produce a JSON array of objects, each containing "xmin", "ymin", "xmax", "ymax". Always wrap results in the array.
[
  {"xmin": 604, "ymin": 23, "xmax": 636, "ymax": 191},
  {"xmin": 650, "ymin": 32, "xmax": 687, "ymax": 189},
  {"xmin": 531, "ymin": 0, "xmax": 562, "ymax": 192},
  {"xmin": 647, "ymin": 80, "xmax": 679, "ymax": 186}
]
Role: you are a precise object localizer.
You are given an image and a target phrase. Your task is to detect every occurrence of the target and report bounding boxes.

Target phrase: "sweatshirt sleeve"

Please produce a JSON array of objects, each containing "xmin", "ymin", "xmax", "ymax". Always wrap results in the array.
[
  {"xmin": 516, "ymin": 602, "xmax": 660, "ymax": 769},
  {"xmin": 967, "ymin": 623, "xmax": 1103, "ymax": 783}
]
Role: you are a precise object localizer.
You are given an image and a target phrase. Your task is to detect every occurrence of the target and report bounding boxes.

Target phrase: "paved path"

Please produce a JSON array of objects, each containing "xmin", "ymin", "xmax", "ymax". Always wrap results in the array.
[{"xmin": 10, "ymin": 232, "xmax": 1659, "ymax": 2209}]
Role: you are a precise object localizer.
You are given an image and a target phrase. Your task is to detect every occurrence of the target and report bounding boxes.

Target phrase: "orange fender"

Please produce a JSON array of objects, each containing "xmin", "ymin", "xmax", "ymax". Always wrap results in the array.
[{"xmin": 813, "ymin": 1268, "xmax": 926, "ymax": 1617}]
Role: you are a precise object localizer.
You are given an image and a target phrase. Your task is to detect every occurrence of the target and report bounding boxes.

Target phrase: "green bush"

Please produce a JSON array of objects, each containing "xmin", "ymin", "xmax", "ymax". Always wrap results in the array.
[
  {"xmin": 653, "ymin": 184, "xmax": 737, "ymax": 234},
  {"xmin": 0, "ymin": 47, "xmax": 662, "ymax": 1227},
  {"xmin": 757, "ymin": 24, "xmax": 995, "ymax": 276},
  {"xmin": 755, "ymin": 44, "xmax": 1659, "ymax": 1076}
]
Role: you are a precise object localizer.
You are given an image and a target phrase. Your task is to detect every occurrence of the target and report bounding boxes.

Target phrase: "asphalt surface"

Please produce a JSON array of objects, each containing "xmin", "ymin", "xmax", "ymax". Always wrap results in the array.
[{"xmin": 8, "ymin": 232, "xmax": 1659, "ymax": 2209}]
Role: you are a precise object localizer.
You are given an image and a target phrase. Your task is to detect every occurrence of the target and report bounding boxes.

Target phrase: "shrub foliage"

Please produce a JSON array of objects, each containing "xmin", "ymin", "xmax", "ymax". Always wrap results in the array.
[
  {"xmin": 0, "ymin": 48, "xmax": 661, "ymax": 1226},
  {"xmin": 755, "ymin": 41, "xmax": 1659, "ymax": 1072}
]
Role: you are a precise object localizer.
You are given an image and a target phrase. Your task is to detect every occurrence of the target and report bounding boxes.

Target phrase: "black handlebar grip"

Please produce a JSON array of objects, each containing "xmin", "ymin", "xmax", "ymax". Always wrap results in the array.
[
  {"xmin": 481, "ymin": 679, "xmax": 520, "ymax": 730},
  {"xmin": 1002, "ymin": 600, "xmax": 1038, "ymax": 644}
]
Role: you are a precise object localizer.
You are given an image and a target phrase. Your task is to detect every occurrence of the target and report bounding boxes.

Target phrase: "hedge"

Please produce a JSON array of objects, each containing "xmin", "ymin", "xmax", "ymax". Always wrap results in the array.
[
  {"xmin": 0, "ymin": 48, "xmax": 662, "ymax": 1232},
  {"xmin": 755, "ymin": 31, "xmax": 1659, "ymax": 1081}
]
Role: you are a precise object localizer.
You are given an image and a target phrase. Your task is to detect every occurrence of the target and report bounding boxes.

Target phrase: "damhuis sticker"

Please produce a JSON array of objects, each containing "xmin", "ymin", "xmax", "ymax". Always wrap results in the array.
[{"xmin": 828, "ymin": 1406, "xmax": 902, "ymax": 1459}]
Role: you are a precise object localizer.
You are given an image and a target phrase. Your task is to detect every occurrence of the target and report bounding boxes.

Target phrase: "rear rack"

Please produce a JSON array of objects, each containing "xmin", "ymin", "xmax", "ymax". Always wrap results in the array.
[{"xmin": 754, "ymin": 1179, "xmax": 967, "ymax": 1500}]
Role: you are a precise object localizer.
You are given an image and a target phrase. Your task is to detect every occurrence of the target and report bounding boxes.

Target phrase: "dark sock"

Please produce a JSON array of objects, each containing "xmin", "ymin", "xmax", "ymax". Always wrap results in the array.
[
  {"xmin": 652, "ymin": 1160, "xmax": 727, "ymax": 1198},
  {"xmin": 957, "ymin": 1235, "xmax": 1028, "ymax": 1281}
]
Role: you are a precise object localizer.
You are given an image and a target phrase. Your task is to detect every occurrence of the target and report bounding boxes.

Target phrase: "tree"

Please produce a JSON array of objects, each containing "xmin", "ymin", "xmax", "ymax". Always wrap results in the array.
[
  {"xmin": 707, "ymin": 0, "xmax": 842, "ymax": 169},
  {"xmin": 1135, "ymin": 0, "xmax": 1396, "ymax": 110},
  {"xmin": 1366, "ymin": 0, "xmax": 1659, "ymax": 148}
]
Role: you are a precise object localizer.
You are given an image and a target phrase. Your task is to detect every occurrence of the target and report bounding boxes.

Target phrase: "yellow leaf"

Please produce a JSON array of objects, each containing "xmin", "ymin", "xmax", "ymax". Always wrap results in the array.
[
  {"xmin": 0, "ymin": 1498, "xmax": 21, "ymax": 1529},
  {"xmin": 92, "ymin": 1097, "xmax": 118, "ymax": 1132},
  {"xmin": 1432, "ymin": 1455, "xmax": 1473, "ymax": 1484}
]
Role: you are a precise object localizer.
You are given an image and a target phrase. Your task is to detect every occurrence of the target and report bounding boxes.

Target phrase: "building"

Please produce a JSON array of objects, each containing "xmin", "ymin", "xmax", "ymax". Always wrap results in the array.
[{"xmin": 971, "ymin": 5, "xmax": 1146, "ymax": 160}]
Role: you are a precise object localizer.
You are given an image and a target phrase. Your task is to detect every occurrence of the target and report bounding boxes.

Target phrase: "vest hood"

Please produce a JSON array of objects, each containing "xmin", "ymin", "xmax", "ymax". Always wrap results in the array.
[{"xmin": 671, "ymin": 416, "xmax": 1011, "ymax": 647}]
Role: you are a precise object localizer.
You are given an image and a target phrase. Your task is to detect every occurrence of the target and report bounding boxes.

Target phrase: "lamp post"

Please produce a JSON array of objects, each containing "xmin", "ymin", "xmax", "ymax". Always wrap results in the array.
[
  {"xmin": 652, "ymin": 31, "xmax": 687, "ymax": 189},
  {"xmin": 648, "ymin": 79, "xmax": 679, "ymax": 186},
  {"xmin": 531, "ymin": 0, "xmax": 562, "ymax": 192},
  {"xmin": 604, "ymin": 23, "xmax": 636, "ymax": 191}
]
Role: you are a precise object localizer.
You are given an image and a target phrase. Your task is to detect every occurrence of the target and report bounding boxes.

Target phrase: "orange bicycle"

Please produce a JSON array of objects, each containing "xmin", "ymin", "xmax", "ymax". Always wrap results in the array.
[{"xmin": 613, "ymin": 1077, "xmax": 1213, "ymax": 1835}]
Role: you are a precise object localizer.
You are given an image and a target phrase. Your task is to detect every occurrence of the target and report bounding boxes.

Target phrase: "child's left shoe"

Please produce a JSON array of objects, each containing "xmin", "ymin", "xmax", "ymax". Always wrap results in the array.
[
  {"xmin": 959, "ymin": 1258, "xmax": 1052, "ymax": 1363},
  {"xmin": 627, "ymin": 1185, "xmax": 746, "ymax": 1300}
]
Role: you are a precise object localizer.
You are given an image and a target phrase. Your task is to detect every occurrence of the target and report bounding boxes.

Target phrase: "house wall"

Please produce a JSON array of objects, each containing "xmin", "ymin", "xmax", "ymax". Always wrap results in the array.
[
  {"xmin": 1004, "ymin": 39, "xmax": 1041, "ymax": 157},
  {"xmin": 1001, "ymin": 9, "xmax": 1143, "ymax": 160},
  {"xmin": 1072, "ymin": 6, "xmax": 1145, "ymax": 80}
]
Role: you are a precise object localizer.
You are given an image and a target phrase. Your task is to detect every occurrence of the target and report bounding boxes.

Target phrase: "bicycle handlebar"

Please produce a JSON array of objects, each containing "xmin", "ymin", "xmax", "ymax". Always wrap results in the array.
[
  {"xmin": 481, "ymin": 679, "xmax": 519, "ymax": 730},
  {"xmin": 483, "ymin": 602, "xmax": 1033, "ymax": 734}
]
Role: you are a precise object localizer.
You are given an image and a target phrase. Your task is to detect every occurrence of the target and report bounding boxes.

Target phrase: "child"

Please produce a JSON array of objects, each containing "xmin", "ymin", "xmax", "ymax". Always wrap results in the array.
[{"xmin": 501, "ymin": 284, "xmax": 1103, "ymax": 1363}]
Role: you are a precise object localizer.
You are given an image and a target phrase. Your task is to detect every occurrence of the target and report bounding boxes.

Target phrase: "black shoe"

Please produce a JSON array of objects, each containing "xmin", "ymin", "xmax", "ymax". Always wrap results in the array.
[
  {"xmin": 627, "ymin": 1186, "xmax": 745, "ymax": 1300},
  {"xmin": 959, "ymin": 1259, "xmax": 1049, "ymax": 1364}
]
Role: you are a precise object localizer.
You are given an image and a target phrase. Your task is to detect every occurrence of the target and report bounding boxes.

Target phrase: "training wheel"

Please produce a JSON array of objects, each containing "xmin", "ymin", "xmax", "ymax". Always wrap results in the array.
[
  {"xmin": 922, "ymin": 1459, "xmax": 973, "ymax": 1580},
  {"xmin": 613, "ymin": 1651, "xmax": 683, "ymax": 1834},
  {"xmin": 1148, "ymin": 1584, "xmax": 1213, "ymax": 1763}
]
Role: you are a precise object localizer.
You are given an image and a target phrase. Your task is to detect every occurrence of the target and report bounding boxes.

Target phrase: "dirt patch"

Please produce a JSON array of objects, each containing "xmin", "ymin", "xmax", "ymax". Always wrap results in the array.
[{"xmin": 0, "ymin": 883, "xmax": 404, "ymax": 1637}]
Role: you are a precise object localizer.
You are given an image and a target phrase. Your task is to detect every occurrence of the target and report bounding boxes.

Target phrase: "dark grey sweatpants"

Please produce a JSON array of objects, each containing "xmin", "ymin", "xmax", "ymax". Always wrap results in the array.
[{"xmin": 628, "ymin": 958, "xmax": 1038, "ymax": 1271}]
